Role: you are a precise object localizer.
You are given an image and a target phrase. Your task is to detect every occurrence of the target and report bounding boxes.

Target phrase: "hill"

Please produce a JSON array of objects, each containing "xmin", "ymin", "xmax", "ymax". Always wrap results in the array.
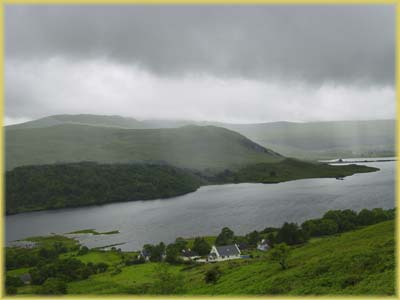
[
  {"xmin": 6, "ymin": 114, "xmax": 147, "ymax": 130},
  {"xmin": 8, "ymin": 115, "xmax": 394, "ymax": 159},
  {"xmin": 5, "ymin": 124, "xmax": 282, "ymax": 171},
  {"xmin": 223, "ymin": 120, "xmax": 395, "ymax": 159},
  {"xmin": 8, "ymin": 220, "xmax": 394, "ymax": 295}
]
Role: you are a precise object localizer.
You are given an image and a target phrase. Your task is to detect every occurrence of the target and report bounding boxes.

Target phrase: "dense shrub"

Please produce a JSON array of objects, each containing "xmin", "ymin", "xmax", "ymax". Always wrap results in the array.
[{"xmin": 204, "ymin": 267, "xmax": 221, "ymax": 284}]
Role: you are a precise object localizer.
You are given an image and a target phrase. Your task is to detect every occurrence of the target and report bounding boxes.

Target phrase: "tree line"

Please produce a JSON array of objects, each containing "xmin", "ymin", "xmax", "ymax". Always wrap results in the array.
[{"xmin": 6, "ymin": 162, "xmax": 204, "ymax": 214}]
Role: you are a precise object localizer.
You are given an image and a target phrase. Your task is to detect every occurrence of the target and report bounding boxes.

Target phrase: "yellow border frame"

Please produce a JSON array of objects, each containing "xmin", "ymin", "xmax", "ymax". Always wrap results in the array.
[{"xmin": 0, "ymin": 1, "xmax": 398, "ymax": 300}]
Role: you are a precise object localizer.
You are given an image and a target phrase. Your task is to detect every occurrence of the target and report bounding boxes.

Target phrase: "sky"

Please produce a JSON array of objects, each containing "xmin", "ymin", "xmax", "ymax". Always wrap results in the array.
[{"xmin": 5, "ymin": 5, "xmax": 395, "ymax": 125}]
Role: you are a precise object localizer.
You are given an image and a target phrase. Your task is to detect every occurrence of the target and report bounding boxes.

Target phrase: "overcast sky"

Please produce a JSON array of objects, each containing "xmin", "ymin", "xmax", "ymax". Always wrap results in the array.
[{"xmin": 5, "ymin": 5, "xmax": 395, "ymax": 125}]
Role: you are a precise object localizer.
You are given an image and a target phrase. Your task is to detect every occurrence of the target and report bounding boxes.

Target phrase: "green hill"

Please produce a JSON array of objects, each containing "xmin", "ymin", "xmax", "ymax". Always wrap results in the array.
[
  {"xmin": 67, "ymin": 220, "xmax": 395, "ymax": 295},
  {"xmin": 6, "ymin": 124, "xmax": 282, "ymax": 171},
  {"xmin": 8, "ymin": 115, "xmax": 394, "ymax": 159},
  {"xmin": 8, "ymin": 220, "xmax": 394, "ymax": 295}
]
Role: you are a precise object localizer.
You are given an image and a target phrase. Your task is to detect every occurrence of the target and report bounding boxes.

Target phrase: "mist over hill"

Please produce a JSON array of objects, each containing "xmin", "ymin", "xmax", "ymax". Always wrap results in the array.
[
  {"xmin": 7, "ymin": 114, "xmax": 395, "ymax": 160},
  {"xmin": 6, "ymin": 123, "xmax": 281, "ymax": 171}
]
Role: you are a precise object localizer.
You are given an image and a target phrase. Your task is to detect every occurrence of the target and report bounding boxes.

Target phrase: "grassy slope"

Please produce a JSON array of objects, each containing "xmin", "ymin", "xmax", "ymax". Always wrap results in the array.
[
  {"xmin": 6, "ymin": 124, "xmax": 281, "ymax": 171},
  {"xmin": 60, "ymin": 220, "xmax": 393, "ymax": 295}
]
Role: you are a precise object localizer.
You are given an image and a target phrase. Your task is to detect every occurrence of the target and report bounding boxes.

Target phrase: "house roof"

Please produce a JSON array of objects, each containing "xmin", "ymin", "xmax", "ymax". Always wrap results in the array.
[
  {"xmin": 215, "ymin": 244, "xmax": 240, "ymax": 256},
  {"xmin": 19, "ymin": 273, "xmax": 32, "ymax": 282},
  {"xmin": 182, "ymin": 249, "xmax": 199, "ymax": 257},
  {"xmin": 141, "ymin": 249, "xmax": 151, "ymax": 257},
  {"xmin": 238, "ymin": 242, "xmax": 248, "ymax": 250}
]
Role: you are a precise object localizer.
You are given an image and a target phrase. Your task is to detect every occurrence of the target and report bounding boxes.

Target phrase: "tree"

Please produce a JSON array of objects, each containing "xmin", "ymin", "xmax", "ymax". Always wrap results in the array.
[
  {"xmin": 53, "ymin": 242, "xmax": 67, "ymax": 254},
  {"xmin": 323, "ymin": 209, "xmax": 357, "ymax": 232},
  {"xmin": 192, "ymin": 237, "xmax": 211, "ymax": 256},
  {"xmin": 276, "ymin": 223, "xmax": 308, "ymax": 245},
  {"xmin": 371, "ymin": 208, "xmax": 389, "ymax": 223},
  {"xmin": 5, "ymin": 276, "xmax": 23, "ymax": 288},
  {"xmin": 6, "ymin": 286, "xmax": 17, "ymax": 295},
  {"xmin": 246, "ymin": 230, "xmax": 261, "ymax": 247},
  {"xmin": 301, "ymin": 218, "xmax": 338, "ymax": 237},
  {"xmin": 77, "ymin": 246, "xmax": 89, "ymax": 256},
  {"xmin": 266, "ymin": 232, "xmax": 276, "ymax": 248},
  {"xmin": 165, "ymin": 244, "xmax": 180, "ymax": 264},
  {"xmin": 356, "ymin": 209, "xmax": 375, "ymax": 226},
  {"xmin": 149, "ymin": 242, "xmax": 166, "ymax": 262},
  {"xmin": 174, "ymin": 237, "xmax": 188, "ymax": 252},
  {"xmin": 270, "ymin": 243, "xmax": 290, "ymax": 270},
  {"xmin": 95, "ymin": 262, "xmax": 109, "ymax": 273},
  {"xmin": 204, "ymin": 266, "xmax": 221, "ymax": 284},
  {"xmin": 215, "ymin": 227, "xmax": 235, "ymax": 246},
  {"xmin": 38, "ymin": 278, "xmax": 67, "ymax": 295}
]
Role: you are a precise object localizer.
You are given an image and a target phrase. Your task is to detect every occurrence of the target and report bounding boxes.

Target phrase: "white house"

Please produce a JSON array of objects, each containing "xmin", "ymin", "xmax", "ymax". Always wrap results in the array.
[
  {"xmin": 208, "ymin": 244, "xmax": 241, "ymax": 262},
  {"xmin": 257, "ymin": 239, "xmax": 270, "ymax": 251}
]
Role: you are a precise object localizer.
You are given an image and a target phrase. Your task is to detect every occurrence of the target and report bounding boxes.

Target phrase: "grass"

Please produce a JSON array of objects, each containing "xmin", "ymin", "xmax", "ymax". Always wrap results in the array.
[
  {"xmin": 67, "ymin": 229, "xmax": 119, "ymax": 235},
  {"xmin": 68, "ymin": 263, "xmax": 183, "ymax": 294},
  {"xmin": 65, "ymin": 220, "xmax": 394, "ymax": 295},
  {"xmin": 24, "ymin": 235, "xmax": 79, "ymax": 249}
]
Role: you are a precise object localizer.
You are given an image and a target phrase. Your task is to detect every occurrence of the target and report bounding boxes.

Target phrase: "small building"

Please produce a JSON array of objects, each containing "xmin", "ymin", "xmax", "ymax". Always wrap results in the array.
[
  {"xmin": 181, "ymin": 249, "xmax": 200, "ymax": 261},
  {"xmin": 208, "ymin": 244, "xmax": 241, "ymax": 262},
  {"xmin": 257, "ymin": 239, "xmax": 270, "ymax": 251},
  {"xmin": 138, "ymin": 249, "xmax": 151, "ymax": 262},
  {"xmin": 237, "ymin": 242, "xmax": 249, "ymax": 251},
  {"xmin": 19, "ymin": 273, "xmax": 32, "ymax": 285}
]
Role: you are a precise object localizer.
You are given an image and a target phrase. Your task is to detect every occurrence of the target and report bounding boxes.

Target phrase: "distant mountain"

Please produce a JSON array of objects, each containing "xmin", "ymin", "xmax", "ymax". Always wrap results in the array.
[
  {"xmin": 7, "ymin": 115, "xmax": 395, "ymax": 160},
  {"xmin": 6, "ymin": 124, "xmax": 282, "ymax": 171},
  {"xmin": 223, "ymin": 120, "xmax": 395, "ymax": 159},
  {"xmin": 7, "ymin": 114, "xmax": 147, "ymax": 130}
]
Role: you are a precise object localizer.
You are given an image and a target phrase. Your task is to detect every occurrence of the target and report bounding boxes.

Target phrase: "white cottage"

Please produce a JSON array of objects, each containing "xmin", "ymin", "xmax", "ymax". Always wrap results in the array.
[
  {"xmin": 257, "ymin": 239, "xmax": 270, "ymax": 251},
  {"xmin": 208, "ymin": 244, "xmax": 241, "ymax": 262}
]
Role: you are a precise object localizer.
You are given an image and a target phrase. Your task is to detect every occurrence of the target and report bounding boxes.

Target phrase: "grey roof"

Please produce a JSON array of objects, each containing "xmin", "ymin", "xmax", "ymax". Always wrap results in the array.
[
  {"xmin": 19, "ymin": 273, "xmax": 32, "ymax": 282},
  {"xmin": 141, "ymin": 249, "xmax": 151, "ymax": 257},
  {"xmin": 182, "ymin": 250, "xmax": 199, "ymax": 257},
  {"xmin": 215, "ymin": 244, "xmax": 240, "ymax": 256}
]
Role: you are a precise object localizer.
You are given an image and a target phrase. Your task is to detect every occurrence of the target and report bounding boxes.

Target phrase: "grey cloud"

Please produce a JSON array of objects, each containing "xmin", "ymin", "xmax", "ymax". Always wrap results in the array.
[{"xmin": 5, "ymin": 5, "xmax": 395, "ymax": 86}]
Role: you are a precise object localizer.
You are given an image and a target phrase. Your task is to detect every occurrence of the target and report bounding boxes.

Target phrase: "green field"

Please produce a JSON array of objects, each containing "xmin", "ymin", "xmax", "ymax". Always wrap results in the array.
[{"xmin": 8, "ymin": 220, "xmax": 394, "ymax": 296}]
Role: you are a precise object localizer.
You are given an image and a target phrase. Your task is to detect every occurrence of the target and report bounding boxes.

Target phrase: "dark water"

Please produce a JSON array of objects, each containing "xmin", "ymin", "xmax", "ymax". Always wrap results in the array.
[{"xmin": 6, "ymin": 159, "xmax": 395, "ymax": 251}]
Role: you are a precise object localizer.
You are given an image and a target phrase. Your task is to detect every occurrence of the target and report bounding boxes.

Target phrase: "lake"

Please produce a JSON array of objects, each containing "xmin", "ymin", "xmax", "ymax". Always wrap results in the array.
[{"xmin": 6, "ymin": 159, "xmax": 395, "ymax": 251}]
